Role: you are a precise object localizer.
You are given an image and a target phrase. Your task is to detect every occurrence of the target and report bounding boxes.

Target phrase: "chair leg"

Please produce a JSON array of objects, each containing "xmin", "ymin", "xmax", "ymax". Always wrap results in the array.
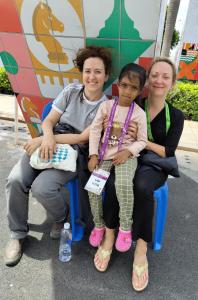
[
  {"xmin": 66, "ymin": 178, "xmax": 84, "ymax": 242},
  {"xmin": 153, "ymin": 182, "xmax": 168, "ymax": 251}
]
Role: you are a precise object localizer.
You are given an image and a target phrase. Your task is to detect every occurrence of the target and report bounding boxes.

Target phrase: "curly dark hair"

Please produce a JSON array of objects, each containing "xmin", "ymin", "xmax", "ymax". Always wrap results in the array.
[{"xmin": 74, "ymin": 45, "xmax": 112, "ymax": 75}]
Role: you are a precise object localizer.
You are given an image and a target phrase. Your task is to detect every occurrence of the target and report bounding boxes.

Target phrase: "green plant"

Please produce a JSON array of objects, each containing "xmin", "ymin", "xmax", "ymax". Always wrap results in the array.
[
  {"xmin": 0, "ymin": 67, "xmax": 14, "ymax": 94},
  {"xmin": 171, "ymin": 29, "xmax": 180, "ymax": 49},
  {"xmin": 167, "ymin": 81, "xmax": 198, "ymax": 121}
]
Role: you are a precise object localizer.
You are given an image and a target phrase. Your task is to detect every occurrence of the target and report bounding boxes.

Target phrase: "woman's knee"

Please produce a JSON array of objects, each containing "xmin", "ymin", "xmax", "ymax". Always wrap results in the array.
[
  {"xmin": 31, "ymin": 178, "xmax": 51, "ymax": 201},
  {"xmin": 6, "ymin": 165, "xmax": 28, "ymax": 192}
]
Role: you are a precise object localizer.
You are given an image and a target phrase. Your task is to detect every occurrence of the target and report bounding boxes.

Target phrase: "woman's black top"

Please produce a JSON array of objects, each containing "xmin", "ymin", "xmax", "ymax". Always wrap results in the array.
[{"xmin": 136, "ymin": 98, "xmax": 184, "ymax": 157}]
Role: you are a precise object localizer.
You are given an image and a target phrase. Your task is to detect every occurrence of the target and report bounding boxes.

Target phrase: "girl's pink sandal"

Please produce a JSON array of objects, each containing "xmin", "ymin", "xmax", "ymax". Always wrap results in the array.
[
  {"xmin": 89, "ymin": 227, "xmax": 105, "ymax": 247},
  {"xmin": 115, "ymin": 229, "xmax": 132, "ymax": 252}
]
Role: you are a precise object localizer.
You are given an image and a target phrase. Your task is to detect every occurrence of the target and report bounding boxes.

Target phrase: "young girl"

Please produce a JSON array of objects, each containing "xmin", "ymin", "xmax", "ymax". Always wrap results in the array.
[{"xmin": 87, "ymin": 63, "xmax": 147, "ymax": 254}]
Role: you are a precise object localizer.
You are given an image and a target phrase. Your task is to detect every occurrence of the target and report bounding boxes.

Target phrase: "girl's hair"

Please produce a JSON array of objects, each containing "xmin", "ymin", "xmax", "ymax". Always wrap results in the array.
[
  {"xmin": 118, "ymin": 63, "xmax": 147, "ymax": 90},
  {"xmin": 74, "ymin": 45, "xmax": 112, "ymax": 75},
  {"xmin": 147, "ymin": 57, "xmax": 176, "ymax": 84}
]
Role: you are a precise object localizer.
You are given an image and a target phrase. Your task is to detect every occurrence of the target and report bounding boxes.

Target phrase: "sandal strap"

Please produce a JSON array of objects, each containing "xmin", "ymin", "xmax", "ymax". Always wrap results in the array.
[
  {"xmin": 133, "ymin": 263, "xmax": 148, "ymax": 278},
  {"xmin": 98, "ymin": 246, "xmax": 112, "ymax": 259}
]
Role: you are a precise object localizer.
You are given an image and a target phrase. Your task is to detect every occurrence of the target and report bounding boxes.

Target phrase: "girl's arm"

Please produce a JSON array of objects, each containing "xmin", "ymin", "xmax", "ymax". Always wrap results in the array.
[{"xmin": 146, "ymin": 141, "xmax": 166, "ymax": 157}]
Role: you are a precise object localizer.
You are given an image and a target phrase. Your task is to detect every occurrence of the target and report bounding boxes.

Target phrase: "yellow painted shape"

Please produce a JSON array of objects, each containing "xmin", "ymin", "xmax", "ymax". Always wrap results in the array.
[
  {"xmin": 32, "ymin": 2, "xmax": 68, "ymax": 64},
  {"xmin": 68, "ymin": 0, "xmax": 84, "ymax": 28},
  {"xmin": 14, "ymin": 0, "xmax": 23, "ymax": 14},
  {"xmin": 27, "ymin": 123, "xmax": 40, "ymax": 138}
]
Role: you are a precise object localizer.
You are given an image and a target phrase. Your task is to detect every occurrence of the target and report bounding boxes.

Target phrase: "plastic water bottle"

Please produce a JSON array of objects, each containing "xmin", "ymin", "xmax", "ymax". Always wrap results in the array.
[{"xmin": 59, "ymin": 222, "xmax": 72, "ymax": 262}]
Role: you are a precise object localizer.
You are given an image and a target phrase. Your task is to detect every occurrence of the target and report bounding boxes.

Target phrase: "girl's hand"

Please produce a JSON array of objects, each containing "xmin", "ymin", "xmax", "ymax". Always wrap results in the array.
[
  {"xmin": 113, "ymin": 149, "xmax": 131, "ymax": 165},
  {"xmin": 39, "ymin": 135, "xmax": 56, "ymax": 160},
  {"xmin": 23, "ymin": 137, "xmax": 42, "ymax": 156},
  {"xmin": 88, "ymin": 155, "xmax": 99, "ymax": 172},
  {"xmin": 127, "ymin": 121, "xmax": 138, "ymax": 139}
]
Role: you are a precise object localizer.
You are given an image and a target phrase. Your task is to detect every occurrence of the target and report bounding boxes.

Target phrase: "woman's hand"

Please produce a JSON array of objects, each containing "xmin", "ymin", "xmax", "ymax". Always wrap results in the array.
[
  {"xmin": 39, "ymin": 134, "xmax": 56, "ymax": 160},
  {"xmin": 88, "ymin": 155, "xmax": 99, "ymax": 172},
  {"xmin": 127, "ymin": 121, "xmax": 138, "ymax": 139},
  {"xmin": 113, "ymin": 149, "xmax": 131, "ymax": 165},
  {"xmin": 23, "ymin": 137, "xmax": 42, "ymax": 156}
]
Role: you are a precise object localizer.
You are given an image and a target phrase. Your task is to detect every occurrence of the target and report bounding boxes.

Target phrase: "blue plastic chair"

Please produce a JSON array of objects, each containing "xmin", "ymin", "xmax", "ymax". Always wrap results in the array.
[
  {"xmin": 41, "ymin": 101, "xmax": 84, "ymax": 241},
  {"xmin": 153, "ymin": 182, "xmax": 168, "ymax": 251}
]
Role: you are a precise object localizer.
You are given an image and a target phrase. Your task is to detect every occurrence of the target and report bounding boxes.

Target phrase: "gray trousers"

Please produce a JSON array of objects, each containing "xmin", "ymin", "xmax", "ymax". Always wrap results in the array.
[{"xmin": 6, "ymin": 153, "xmax": 77, "ymax": 239}]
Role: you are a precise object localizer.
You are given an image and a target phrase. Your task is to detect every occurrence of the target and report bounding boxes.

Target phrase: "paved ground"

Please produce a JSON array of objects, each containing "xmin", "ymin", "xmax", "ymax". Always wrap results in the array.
[{"xmin": 0, "ymin": 119, "xmax": 198, "ymax": 300}]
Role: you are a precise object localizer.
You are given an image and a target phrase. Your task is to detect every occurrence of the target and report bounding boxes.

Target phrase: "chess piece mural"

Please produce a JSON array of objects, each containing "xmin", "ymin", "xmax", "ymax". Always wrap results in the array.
[{"xmin": 0, "ymin": 0, "xmax": 164, "ymax": 137}]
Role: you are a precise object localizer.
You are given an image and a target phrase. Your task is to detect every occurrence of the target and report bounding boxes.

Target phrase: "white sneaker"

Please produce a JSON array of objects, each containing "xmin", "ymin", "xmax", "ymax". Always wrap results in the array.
[{"xmin": 4, "ymin": 239, "xmax": 23, "ymax": 266}]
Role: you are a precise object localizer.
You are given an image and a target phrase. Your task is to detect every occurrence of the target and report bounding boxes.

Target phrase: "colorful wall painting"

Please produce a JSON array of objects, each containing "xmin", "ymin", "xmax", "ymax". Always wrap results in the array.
[
  {"xmin": 0, "ymin": 0, "xmax": 164, "ymax": 137},
  {"xmin": 177, "ymin": 0, "xmax": 198, "ymax": 81}
]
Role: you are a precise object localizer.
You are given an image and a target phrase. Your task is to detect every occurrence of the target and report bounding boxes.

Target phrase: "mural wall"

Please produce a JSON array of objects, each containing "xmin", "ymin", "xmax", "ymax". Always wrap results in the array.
[
  {"xmin": 0, "ymin": 0, "xmax": 163, "ymax": 137},
  {"xmin": 177, "ymin": 0, "xmax": 198, "ymax": 81}
]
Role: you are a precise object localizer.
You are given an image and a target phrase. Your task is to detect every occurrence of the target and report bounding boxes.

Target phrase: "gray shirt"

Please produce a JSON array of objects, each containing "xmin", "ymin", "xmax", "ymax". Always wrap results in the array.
[{"xmin": 52, "ymin": 83, "xmax": 107, "ymax": 132}]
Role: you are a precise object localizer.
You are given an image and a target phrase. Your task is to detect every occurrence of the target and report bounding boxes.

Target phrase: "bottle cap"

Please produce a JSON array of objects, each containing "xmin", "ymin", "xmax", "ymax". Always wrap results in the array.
[{"xmin": 64, "ymin": 222, "xmax": 70, "ymax": 230}]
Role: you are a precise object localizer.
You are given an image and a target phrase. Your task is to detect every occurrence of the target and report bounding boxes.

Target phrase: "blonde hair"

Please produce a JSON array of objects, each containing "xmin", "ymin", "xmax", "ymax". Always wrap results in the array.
[{"xmin": 147, "ymin": 57, "xmax": 176, "ymax": 85}]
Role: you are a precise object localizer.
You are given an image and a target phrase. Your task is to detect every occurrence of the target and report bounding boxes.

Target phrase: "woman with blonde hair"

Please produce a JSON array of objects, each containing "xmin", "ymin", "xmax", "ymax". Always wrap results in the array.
[{"xmin": 94, "ymin": 57, "xmax": 184, "ymax": 292}]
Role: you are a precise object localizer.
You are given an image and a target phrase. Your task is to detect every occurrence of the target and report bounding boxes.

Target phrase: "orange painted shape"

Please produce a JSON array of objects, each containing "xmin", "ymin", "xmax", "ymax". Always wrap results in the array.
[
  {"xmin": 17, "ymin": 94, "xmax": 51, "ymax": 137},
  {"xmin": 0, "ymin": 0, "xmax": 22, "ymax": 33},
  {"xmin": 0, "ymin": 33, "xmax": 33, "ymax": 68},
  {"xmin": 194, "ymin": 64, "xmax": 198, "ymax": 80},
  {"xmin": 139, "ymin": 57, "xmax": 153, "ymax": 71},
  {"xmin": 177, "ymin": 61, "xmax": 197, "ymax": 80}
]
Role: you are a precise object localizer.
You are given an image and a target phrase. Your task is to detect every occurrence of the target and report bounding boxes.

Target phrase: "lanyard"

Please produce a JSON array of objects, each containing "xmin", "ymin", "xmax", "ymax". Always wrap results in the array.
[
  {"xmin": 99, "ymin": 99, "xmax": 135, "ymax": 161},
  {"xmin": 145, "ymin": 100, "xmax": 170, "ymax": 142}
]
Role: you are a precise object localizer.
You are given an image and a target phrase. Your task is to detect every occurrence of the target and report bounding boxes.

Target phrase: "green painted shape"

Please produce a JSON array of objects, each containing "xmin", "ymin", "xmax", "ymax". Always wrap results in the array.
[
  {"xmin": 120, "ymin": 40, "xmax": 153, "ymax": 68},
  {"xmin": 86, "ymin": 38, "xmax": 153, "ymax": 90},
  {"xmin": 86, "ymin": 1, "xmax": 153, "ymax": 91},
  {"xmin": 98, "ymin": 0, "xmax": 120, "ymax": 38},
  {"xmin": 0, "ymin": 51, "xmax": 18, "ymax": 74},
  {"xmin": 86, "ymin": 38, "xmax": 120, "ymax": 90},
  {"xmin": 98, "ymin": 0, "xmax": 142, "ymax": 40},
  {"xmin": 121, "ymin": 0, "xmax": 141, "ymax": 39}
]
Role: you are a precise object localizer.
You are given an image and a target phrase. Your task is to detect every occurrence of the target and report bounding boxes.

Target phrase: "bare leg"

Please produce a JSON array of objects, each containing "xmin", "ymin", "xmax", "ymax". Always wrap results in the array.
[
  {"xmin": 132, "ymin": 238, "xmax": 149, "ymax": 291},
  {"xmin": 94, "ymin": 227, "xmax": 115, "ymax": 271}
]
